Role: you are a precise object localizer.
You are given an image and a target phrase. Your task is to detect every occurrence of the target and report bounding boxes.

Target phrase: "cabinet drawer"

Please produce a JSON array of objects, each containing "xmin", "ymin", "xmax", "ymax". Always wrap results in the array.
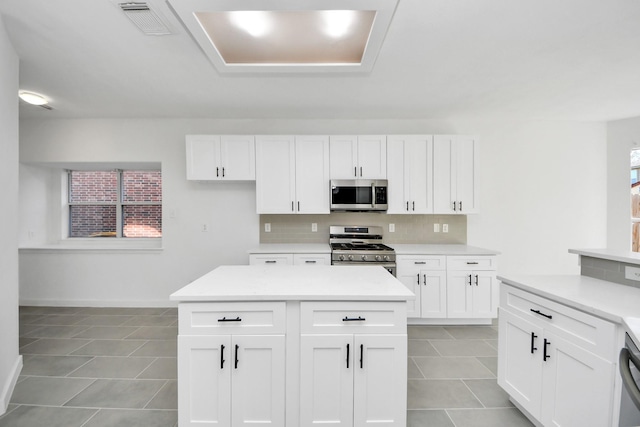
[
  {"xmin": 447, "ymin": 256, "xmax": 497, "ymax": 271},
  {"xmin": 500, "ymin": 284, "xmax": 616, "ymax": 360},
  {"xmin": 179, "ymin": 302, "xmax": 286, "ymax": 335},
  {"xmin": 249, "ymin": 254, "xmax": 293, "ymax": 265},
  {"xmin": 300, "ymin": 301, "xmax": 406, "ymax": 334},
  {"xmin": 293, "ymin": 254, "xmax": 331, "ymax": 266},
  {"xmin": 397, "ymin": 255, "xmax": 446, "ymax": 271}
]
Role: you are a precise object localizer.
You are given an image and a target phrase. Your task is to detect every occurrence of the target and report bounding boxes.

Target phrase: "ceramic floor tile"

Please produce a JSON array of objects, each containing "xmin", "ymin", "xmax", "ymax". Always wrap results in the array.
[
  {"xmin": 485, "ymin": 339, "xmax": 498, "ymax": 350},
  {"xmin": 0, "ymin": 405, "xmax": 97, "ymax": 427},
  {"xmin": 137, "ymin": 358, "xmax": 177, "ymax": 379},
  {"xmin": 125, "ymin": 326, "xmax": 178, "ymax": 340},
  {"xmin": 18, "ymin": 325, "xmax": 44, "ymax": 336},
  {"xmin": 464, "ymin": 379, "xmax": 514, "ymax": 408},
  {"xmin": 407, "ymin": 379, "xmax": 483, "ymax": 409},
  {"xmin": 407, "ymin": 409, "xmax": 455, "ymax": 427},
  {"xmin": 413, "ymin": 357, "xmax": 495, "ymax": 379},
  {"xmin": 408, "ymin": 326, "xmax": 454, "ymax": 340},
  {"xmin": 22, "ymin": 354, "xmax": 93, "ymax": 376},
  {"xmin": 81, "ymin": 408, "xmax": 177, "ymax": 427},
  {"xmin": 444, "ymin": 326, "xmax": 498, "ymax": 340},
  {"xmin": 130, "ymin": 340, "xmax": 177, "ymax": 357},
  {"xmin": 145, "ymin": 380, "xmax": 177, "ymax": 410},
  {"xmin": 408, "ymin": 358, "xmax": 424, "ymax": 379},
  {"xmin": 19, "ymin": 337, "xmax": 39, "ymax": 348},
  {"xmin": 476, "ymin": 357, "xmax": 498, "ymax": 376},
  {"xmin": 20, "ymin": 306, "xmax": 83, "ymax": 315},
  {"xmin": 79, "ymin": 307, "xmax": 168, "ymax": 316},
  {"xmin": 72, "ymin": 326, "xmax": 140, "ymax": 339},
  {"xmin": 161, "ymin": 308, "xmax": 178, "ymax": 316},
  {"xmin": 408, "ymin": 340, "xmax": 439, "ymax": 356},
  {"xmin": 19, "ymin": 314, "xmax": 45, "ymax": 324},
  {"xmin": 29, "ymin": 315, "xmax": 90, "ymax": 325},
  {"xmin": 71, "ymin": 340, "xmax": 146, "ymax": 356},
  {"xmin": 64, "ymin": 379, "xmax": 166, "ymax": 409},
  {"xmin": 446, "ymin": 408, "xmax": 534, "ymax": 427},
  {"xmin": 80, "ymin": 315, "xmax": 134, "ymax": 326},
  {"xmin": 68, "ymin": 357, "xmax": 155, "ymax": 379},
  {"xmin": 19, "ymin": 338, "xmax": 92, "ymax": 355},
  {"xmin": 122, "ymin": 316, "xmax": 177, "ymax": 327},
  {"xmin": 22, "ymin": 325, "xmax": 91, "ymax": 339},
  {"xmin": 10, "ymin": 377, "xmax": 94, "ymax": 405},
  {"xmin": 430, "ymin": 340, "xmax": 498, "ymax": 357}
]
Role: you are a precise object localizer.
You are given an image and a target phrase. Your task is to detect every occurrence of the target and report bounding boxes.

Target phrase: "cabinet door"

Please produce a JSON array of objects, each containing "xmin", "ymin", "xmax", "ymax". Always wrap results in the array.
[
  {"xmin": 421, "ymin": 270, "xmax": 447, "ymax": 318},
  {"xmin": 385, "ymin": 138, "xmax": 406, "ymax": 214},
  {"xmin": 540, "ymin": 331, "xmax": 614, "ymax": 427},
  {"xmin": 454, "ymin": 136, "xmax": 478, "ymax": 213},
  {"xmin": 178, "ymin": 335, "xmax": 232, "ymax": 427},
  {"xmin": 256, "ymin": 136, "xmax": 296, "ymax": 214},
  {"xmin": 232, "ymin": 335, "xmax": 285, "ymax": 427},
  {"xmin": 186, "ymin": 135, "xmax": 221, "ymax": 180},
  {"xmin": 249, "ymin": 254, "xmax": 293, "ymax": 265},
  {"xmin": 220, "ymin": 135, "xmax": 255, "ymax": 180},
  {"xmin": 293, "ymin": 253, "xmax": 331, "ymax": 265},
  {"xmin": 354, "ymin": 335, "xmax": 407, "ymax": 427},
  {"xmin": 395, "ymin": 265, "xmax": 422, "ymax": 318},
  {"xmin": 446, "ymin": 271, "xmax": 474, "ymax": 318},
  {"xmin": 433, "ymin": 135, "xmax": 454, "ymax": 213},
  {"xmin": 300, "ymin": 334, "xmax": 354, "ymax": 426},
  {"xmin": 330, "ymin": 136, "xmax": 359, "ymax": 179},
  {"xmin": 295, "ymin": 136, "xmax": 330, "ymax": 214},
  {"xmin": 471, "ymin": 272, "xmax": 497, "ymax": 318},
  {"xmin": 405, "ymin": 137, "xmax": 432, "ymax": 213},
  {"xmin": 357, "ymin": 135, "xmax": 387, "ymax": 179},
  {"xmin": 497, "ymin": 310, "xmax": 543, "ymax": 419}
]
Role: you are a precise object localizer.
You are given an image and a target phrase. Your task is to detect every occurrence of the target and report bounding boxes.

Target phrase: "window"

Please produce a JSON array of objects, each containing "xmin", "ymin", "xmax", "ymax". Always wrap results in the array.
[{"xmin": 68, "ymin": 170, "xmax": 162, "ymax": 238}]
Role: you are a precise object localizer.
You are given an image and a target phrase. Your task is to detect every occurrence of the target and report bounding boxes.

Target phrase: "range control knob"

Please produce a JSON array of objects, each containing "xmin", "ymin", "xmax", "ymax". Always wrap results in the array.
[
  {"xmin": 375, "ymin": 255, "xmax": 382, "ymax": 261},
  {"xmin": 339, "ymin": 255, "xmax": 345, "ymax": 261},
  {"xmin": 361, "ymin": 255, "xmax": 367, "ymax": 261},
  {"xmin": 383, "ymin": 255, "xmax": 390, "ymax": 261},
  {"xmin": 348, "ymin": 254, "xmax": 354, "ymax": 261}
]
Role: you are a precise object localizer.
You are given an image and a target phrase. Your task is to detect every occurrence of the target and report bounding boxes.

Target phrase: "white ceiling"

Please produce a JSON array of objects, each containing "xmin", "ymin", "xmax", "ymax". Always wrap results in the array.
[{"xmin": 2, "ymin": 0, "xmax": 640, "ymax": 121}]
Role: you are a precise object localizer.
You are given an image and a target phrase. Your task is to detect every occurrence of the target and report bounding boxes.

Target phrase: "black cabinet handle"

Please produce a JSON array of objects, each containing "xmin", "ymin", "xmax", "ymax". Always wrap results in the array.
[
  {"xmin": 423, "ymin": 274, "xmax": 426, "ymax": 285},
  {"xmin": 291, "ymin": 201, "xmax": 294, "ymax": 212},
  {"xmin": 360, "ymin": 167, "xmax": 363, "ymax": 177},
  {"xmin": 305, "ymin": 260, "xmax": 316, "ymax": 264},
  {"xmin": 416, "ymin": 273, "xmax": 420, "ymax": 284},
  {"xmin": 453, "ymin": 201, "xmax": 457, "ymax": 211},
  {"xmin": 530, "ymin": 333, "xmax": 537, "ymax": 354},
  {"xmin": 221, "ymin": 344, "xmax": 225, "ymax": 368},
  {"xmin": 468, "ymin": 274, "xmax": 472, "ymax": 286},
  {"xmin": 222, "ymin": 167, "xmax": 225, "ymax": 177},
  {"xmin": 346, "ymin": 343, "xmax": 350, "ymax": 368},
  {"xmin": 360, "ymin": 344, "xmax": 364, "ymax": 369},
  {"xmin": 406, "ymin": 201, "xmax": 409, "ymax": 211},
  {"xmin": 460, "ymin": 201, "xmax": 463, "ymax": 211},
  {"xmin": 530, "ymin": 309, "xmax": 553, "ymax": 320},
  {"xmin": 543, "ymin": 339, "xmax": 551, "ymax": 361},
  {"xmin": 412, "ymin": 201, "xmax": 415, "ymax": 211},
  {"xmin": 354, "ymin": 167, "xmax": 357, "ymax": 177},
  {"xmin": 298, "ymin": 201, "xmax": 300, "ymax": 211},
  {"xmin": 414, "ymin": 261, "xmax": 427, "ymax": 265},
  {"xmin": 475, "ymin": 274, "xmax": 479, "ymax": 286},
  {"xmin": 234, "ymin": 344, "xmax": 239, "ymax": 369},
  {"xmin": 216, "ymin": 167, "xmax": 219, "ymax": 177},
  {"xmin": 218, "ymin": 316, "xmax": 242, "ymax": 322},
  {"xmin": 265, "ymin": 260, "xmax": 277, "ymax": 264},
  {"xmin": 466, "ymin": 262, "xmax": 479, "ymax": 265},
  {"xmin": 343, "ymin": 316, "xmax": 366, "ymax": 322}
]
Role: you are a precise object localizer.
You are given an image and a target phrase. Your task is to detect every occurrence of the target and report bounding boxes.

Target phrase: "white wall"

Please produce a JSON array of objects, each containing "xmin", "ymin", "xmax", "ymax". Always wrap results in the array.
[
  {"xmin": 18, "ymin": 118, "xmax": 607, "ymax": 306},
  {"xmin": 607, "ymin": 117, "xmax": 640, "ymax": 250},
  {"xmin": 0, "ymin": 15, "xmax": 21, "ymax": 415}
]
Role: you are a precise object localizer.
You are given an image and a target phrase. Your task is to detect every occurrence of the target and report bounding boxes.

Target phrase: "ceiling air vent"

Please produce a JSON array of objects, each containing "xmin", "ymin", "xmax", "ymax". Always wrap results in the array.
[{"xmin": 118, "ymin": 2, "xmax": 172, "ymax": 35}]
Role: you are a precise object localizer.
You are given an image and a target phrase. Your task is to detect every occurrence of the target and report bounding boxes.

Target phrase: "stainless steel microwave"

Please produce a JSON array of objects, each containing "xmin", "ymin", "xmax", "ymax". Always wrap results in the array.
[{"xmin": 330, "ymin": 179, "xmax": 388, "ymax": 212}]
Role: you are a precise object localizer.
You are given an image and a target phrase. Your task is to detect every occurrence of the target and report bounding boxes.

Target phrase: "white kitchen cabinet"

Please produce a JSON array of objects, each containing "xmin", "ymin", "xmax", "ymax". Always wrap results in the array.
[
  {"xmin": 329, "ymin": 135, "xmax": 387, "ymax": 179},
  {"xmin": 186, "ymin": 135, "xmax": 255, "ymax": 181},
  {"xmin": 387, "ymin": 135, "xmax": 433, "ymax": 214},
  {"xmin": 396, "ymin": 255, "xmax": 446, "ymax": 318},
  {"xmin": 293, "ymin": 253, "xmax": 331, "ymax": 265},
  {"xmin": 249, "ymin": 253, "xmax": 330, "ymax": 266},
  {"xmin": 177, "ymin": 302, "xmax": 286, "ymax": 427},
  {"xmin": 498, "ymin": 285, "xmax": 617, "ymax": 427},
  {"xmin": 446, "ymin": 256, "xmax": 497, "ymax": 319},
  {"xmin": 255, "ymin": 135, "xmax": 330, "ymax": 214},
  {"xmin": 433, "ymin": 135, "xmax": 478, "ymax": 214}
]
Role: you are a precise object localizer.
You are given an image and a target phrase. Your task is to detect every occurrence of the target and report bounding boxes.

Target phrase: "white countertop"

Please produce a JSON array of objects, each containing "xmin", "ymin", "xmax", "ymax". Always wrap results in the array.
[
  {"xmin": 393, "ymin": 244, "xmax": 499, "ymax": 256},
  {"xmin": 498, "ymin": 274, "xmax": 640, "ymax": 324},
  {"xmin": 171, "ymin": 265, "xmax": 415, "ymax": 302},
  {"xmin": 248, "ymin": 244, "xmax": 330, "ymax": 254},
  {"xmin": 569, "ymin": 248, "xmax": 640, "ymax": 266}
]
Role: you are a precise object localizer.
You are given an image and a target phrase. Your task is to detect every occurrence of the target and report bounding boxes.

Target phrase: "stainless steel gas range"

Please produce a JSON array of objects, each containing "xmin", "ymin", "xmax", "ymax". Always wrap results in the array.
[{"xmin": 329, "ymin": 225, "xmax": 396, "ymax": 276}]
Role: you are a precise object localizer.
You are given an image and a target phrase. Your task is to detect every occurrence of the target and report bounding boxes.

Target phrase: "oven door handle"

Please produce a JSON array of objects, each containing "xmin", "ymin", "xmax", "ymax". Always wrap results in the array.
[
  {"xmin": 620, "ymin": 347, "xmax": 640, "ymax": 410},
  {"xmin": 371, "ymin": 182, "xmax": 376, "ymax": 209}
]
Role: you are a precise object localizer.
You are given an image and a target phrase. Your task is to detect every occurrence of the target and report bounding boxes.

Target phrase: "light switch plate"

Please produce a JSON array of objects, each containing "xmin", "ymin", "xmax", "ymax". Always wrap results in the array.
[{"xmin": 625, "ymin": 266, "xmax": 640, "ymax": 281}]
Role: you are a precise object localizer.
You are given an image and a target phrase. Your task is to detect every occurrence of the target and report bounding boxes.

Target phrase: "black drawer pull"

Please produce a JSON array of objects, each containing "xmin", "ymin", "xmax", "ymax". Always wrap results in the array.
[
  {"xmin": 414, "ymin": 261, "xmax": 427, "ymax": 265},
  {"xmin": 466, "ymin": 261, "xmax": 479, "ymax": 265},
  {"xmin": 530, "ymin": 332, "xmax": 537, "ymax": 354},
  {"xmin": 343, "ymin": 316, "xmax": 366, "ymax": 322},
  {"xmin": 530, "ymin": 309, "xmax": 552, "ymax": 320},
  {"xmin": 218, "ymin": 316, "xmax": 242, "ymax": 322},
  {"xmin": 305, "ymin": 260, "xmax": 317, "ymax": 264},
  {"xmin": 265, "ymin": 260, "xmax": 277, "ymax": 264}
]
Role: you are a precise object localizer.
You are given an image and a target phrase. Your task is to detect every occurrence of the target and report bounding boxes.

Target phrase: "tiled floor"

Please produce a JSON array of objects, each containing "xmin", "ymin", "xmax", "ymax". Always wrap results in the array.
[{"xmin": 1, "ymin": 307, "xmax": 533, "ymax": 427}]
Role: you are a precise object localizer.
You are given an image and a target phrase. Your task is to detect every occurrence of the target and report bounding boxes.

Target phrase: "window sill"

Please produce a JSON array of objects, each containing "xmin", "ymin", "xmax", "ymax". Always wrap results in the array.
[{"xmin": 19, "ymin": 238, "xmax": 163, "ymax": 253}]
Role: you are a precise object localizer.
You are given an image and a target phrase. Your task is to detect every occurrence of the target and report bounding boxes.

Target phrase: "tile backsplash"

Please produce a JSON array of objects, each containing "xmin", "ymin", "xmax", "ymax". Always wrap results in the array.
[{"xmin": 260, "ymin": 213, "xmax": 466, "ymax": 244}]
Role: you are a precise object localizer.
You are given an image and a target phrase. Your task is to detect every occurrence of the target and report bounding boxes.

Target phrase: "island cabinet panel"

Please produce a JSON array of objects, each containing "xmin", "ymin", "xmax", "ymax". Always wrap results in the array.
[{"xmin": 179, "ymin": 302, "xmax": 286, "ymax": 335}]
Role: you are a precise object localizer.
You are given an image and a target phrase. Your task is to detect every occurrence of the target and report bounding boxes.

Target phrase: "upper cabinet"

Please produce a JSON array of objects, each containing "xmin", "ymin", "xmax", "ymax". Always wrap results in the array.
[
  {"xmin": 433, "ymin": 135, "xmax": 478, "ymax": 214},
  {"xmin": 256, "ymin": 135, "xmax": 330, "ymax": 214},
  {"xmin": 186, "ymin": 135, "xmax": 255, "ymax": 181},
  {"xmin": 387, "ymin": 135, "xmax": 433, "ymax": 214},
  {"xmin": 329, "ymin": 135, "xmax": 387, "ymax": 179}
]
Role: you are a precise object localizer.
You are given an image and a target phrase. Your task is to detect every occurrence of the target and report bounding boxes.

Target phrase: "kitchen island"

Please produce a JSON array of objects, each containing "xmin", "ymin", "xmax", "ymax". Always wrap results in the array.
[{"xmin": 170, "ymin": 265, "xmax": 414, "ymax": 427}]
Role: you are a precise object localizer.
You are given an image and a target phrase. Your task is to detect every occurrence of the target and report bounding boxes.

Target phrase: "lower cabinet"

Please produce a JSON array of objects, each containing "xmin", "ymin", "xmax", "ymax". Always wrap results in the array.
[
  {"xmin": 178, "ymin": 334, "xmax": 285, "ymax": 426},
  {"xmin": 498, "ymin": 285, "xmax": 616, "ymax": 427},
  {"xmin": 446, "ymin": 270, "xmax": 497, "ymax": 318},
  {"xmin": 248, "ymin": 253, "xmax": 331, "ymax": 266},
  {"xmin": 396, "ymin": 256, "xmax": 447, "ymax": 318}
]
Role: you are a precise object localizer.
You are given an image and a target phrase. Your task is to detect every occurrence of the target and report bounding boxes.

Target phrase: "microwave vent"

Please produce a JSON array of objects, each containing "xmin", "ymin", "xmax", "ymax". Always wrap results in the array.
[{"xmin": 118, "ymin": 2, "xmax": 172, "ymax": 35}]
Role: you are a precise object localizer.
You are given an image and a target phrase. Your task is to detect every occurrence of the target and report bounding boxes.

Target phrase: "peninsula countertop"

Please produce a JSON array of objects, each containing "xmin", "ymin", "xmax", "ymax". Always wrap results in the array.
[{"xmin": 170, "ymin": 265, "xmax": 415, "ymax": 302}]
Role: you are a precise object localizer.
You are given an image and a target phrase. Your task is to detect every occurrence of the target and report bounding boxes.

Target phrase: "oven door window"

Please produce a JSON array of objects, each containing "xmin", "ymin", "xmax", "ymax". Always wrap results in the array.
[{"xmin": 332, "ymin": 186, "xmax": 372, "ymax": 205}]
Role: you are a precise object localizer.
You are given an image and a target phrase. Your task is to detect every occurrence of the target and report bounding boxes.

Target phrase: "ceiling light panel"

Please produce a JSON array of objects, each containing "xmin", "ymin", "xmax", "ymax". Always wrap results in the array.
[{"xmin": 167, "ymin": 0, "xmax": 399, "ymax": 73}]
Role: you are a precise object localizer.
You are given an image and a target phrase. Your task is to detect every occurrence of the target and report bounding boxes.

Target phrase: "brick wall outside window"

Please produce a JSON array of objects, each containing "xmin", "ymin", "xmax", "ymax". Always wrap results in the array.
[{"xmin": 69, "ymin": 170, "xmax": 162, "ymax": 238}]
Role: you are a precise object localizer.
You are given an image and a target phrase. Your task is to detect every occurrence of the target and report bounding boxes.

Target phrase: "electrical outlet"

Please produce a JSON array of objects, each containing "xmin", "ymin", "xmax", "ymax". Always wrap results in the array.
[
  {"xmin": 202, "ymin": 223, "xmax": 209, "ymax": 232},
  {"xmin": 311, "ymin": 223, "xmax": 318, "ymax": 232},
  {"xmin": 433, "ymin": 223, "xmax": 440, "ymax": 233},
  {"xmin": 442, "ymin": 224, "xmax": 449, "ymax": 233},
  {"xmin": 265, "ymin": 223, "xmax": 271, "ymax": 232},
  {"xmin": 625, "ymin": 266, "xmax": 640, "ymax": 281},
  {"xmin": 389, "ymin": 223, "xmax": 395, "ymax": 232}
]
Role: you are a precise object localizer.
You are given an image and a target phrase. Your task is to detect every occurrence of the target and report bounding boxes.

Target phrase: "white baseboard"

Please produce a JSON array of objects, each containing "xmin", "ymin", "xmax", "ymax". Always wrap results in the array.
[
  {"xmin": 19, "ymin": 299, "xmax": 177, "ymax": 308},
  {"xmin": 0, "ymin": 355, "xmax": 22, "ymax": 416}
]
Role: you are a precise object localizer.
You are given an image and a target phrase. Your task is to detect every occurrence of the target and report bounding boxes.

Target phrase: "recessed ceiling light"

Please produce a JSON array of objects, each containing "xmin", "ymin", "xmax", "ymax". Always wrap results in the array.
[
  {"xmin": 323, "ymin": 10, "xmax": 356, "ymax": 38},
  {"xmin": 18, "ymin": 91, "xmax": 48, "ymax": 106},
  {"xmin": 229, "ymin": 11, "xmax": 271, "ymax": 37}
]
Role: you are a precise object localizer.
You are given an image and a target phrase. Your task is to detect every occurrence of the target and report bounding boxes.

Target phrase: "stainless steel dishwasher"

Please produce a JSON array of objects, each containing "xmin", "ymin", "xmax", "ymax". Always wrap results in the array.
[{"xmin": 619, "ymin": 333, "xmax": 640, "ymax": 427}]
